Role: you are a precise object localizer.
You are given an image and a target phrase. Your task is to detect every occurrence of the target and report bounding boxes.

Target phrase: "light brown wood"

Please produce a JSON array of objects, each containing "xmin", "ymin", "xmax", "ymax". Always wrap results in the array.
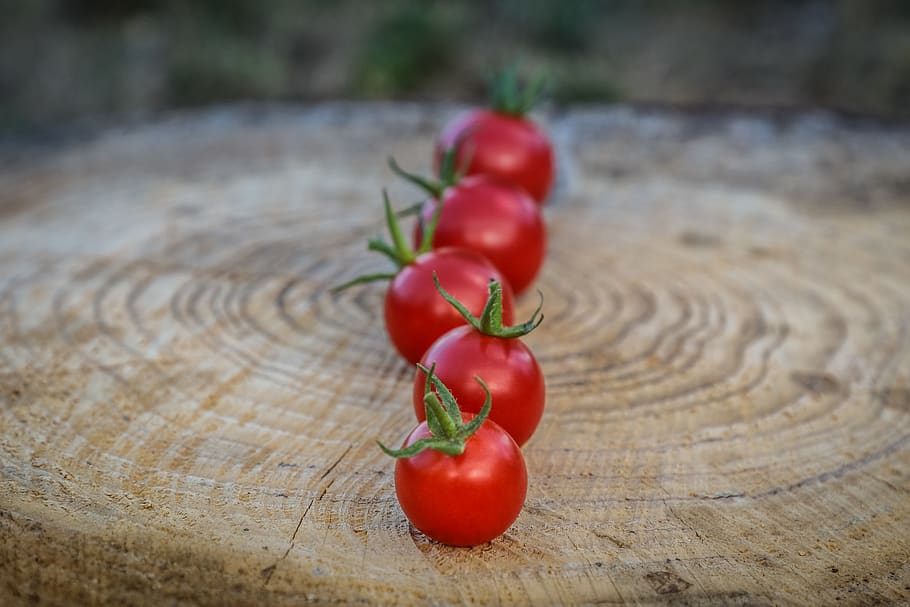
[{"xmin": 1, "ymin": 104, "xmax": 909, "ymax": 606}]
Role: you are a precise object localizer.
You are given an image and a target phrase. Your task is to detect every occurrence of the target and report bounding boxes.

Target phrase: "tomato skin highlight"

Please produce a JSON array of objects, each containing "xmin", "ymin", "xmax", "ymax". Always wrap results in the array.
[
  {"xmin": 436, "ymin": 109, "xmax": 554, "ymax": 204},
  {"xmin": 384, "ymin": 248, "xmax": 515, "ymax": 364},
  {"xmin": 394, "ymin": 414, "xmax": 527, "ymax": 546},
  {"xmin": 415, "ymin": 175, "xmax": 546, "ymax": 295},
  {"xmin": 415, "ymin": 325, "xmax": 545, "ymax": 447}
]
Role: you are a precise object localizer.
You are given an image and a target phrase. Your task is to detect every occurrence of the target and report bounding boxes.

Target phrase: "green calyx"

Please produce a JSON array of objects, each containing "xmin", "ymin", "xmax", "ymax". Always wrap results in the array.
[
  {"xmin": 389, "ymin": 156, "xmax": 447, "ymax": 200},
  {"xmin": 489, "ymin": 65, "xmax": 547, "ymax": 117},
  {"xmin": 432, "ymin": 272, "xmax": 543, "ymax": 338},
  {"xmin": 379, "ymin": 363, "xmax": 492, "ymax": 458},
  {"xmin": 331, "ymin": 189, "xmax": 442, "ymax": 292},
  {"xmin": 386, "ymin": 148, "xmax": 469, "ymax": 246},
  {"xmin": 388, "ymin": 138, "xmax": 469, "ymax": 200}
]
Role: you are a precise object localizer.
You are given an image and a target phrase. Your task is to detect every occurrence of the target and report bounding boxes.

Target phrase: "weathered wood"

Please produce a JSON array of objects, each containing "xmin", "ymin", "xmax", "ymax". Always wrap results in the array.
[{"xmin": 1, "ymin": 104, "xmax": 909, "ymax": 606}]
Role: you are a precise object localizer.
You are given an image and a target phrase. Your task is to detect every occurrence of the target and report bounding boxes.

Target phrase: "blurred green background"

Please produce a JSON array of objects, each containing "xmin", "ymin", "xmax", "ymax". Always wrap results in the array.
[{"xmin": 2, "ymin": 0, "xmax": 909, "ymax": 133}]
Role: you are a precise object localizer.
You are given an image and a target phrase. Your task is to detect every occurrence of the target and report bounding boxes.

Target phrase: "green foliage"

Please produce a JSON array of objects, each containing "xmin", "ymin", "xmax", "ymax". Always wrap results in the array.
[
  {"xmin": 168, "ymin": 23, "xmax": 284, "ymax": 105},
  {"xmin": 526, "ymin": 0, "xmax": 600, "ymax": 53},
  {"xmin": 60, "ymin": 0, "xmax": 165, "ymax": 23},
  {"xmin": 2, "ymin": 0, "xmax": 910, "ymax": 132},
  {"xmin": 488, "ymin": 65, "xmax": 549, "ymax": 115},
  {"xmin": 808, "ymin": 20, "xmax": 910, "ymax": 118},
  {"xmin": 171, "ymin": 0, "xmax": 268, "ymax": 36},
  {"xmin": 353, "ymin": 2, "xmax": 456, "ymax": 97},
  {"xmin": 552, "ymin": 71, "xmax": 622, "ymax": 104}
]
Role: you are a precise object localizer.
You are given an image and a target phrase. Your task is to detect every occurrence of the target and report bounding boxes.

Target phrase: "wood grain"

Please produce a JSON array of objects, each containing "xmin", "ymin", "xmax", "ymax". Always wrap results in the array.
[{"xmin": 1, "ymin": 104, "xmax": 909, "ymax": 606}]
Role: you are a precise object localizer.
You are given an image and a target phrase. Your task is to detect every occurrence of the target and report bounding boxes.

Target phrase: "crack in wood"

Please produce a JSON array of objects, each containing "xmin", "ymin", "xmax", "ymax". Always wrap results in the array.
[
  {"xmin": 261, "ymin": 446, "xmax": 350, "ymax": 588},
  {"xmin": 644, "ymin": 570, "xmax": 693, "ymax": 595},
  {"xmin": 319, "ymin": 444, "xmax": 352, "ymax": 481},
  {"xmin": 592, "ymin": 529, "xmax": 628, "ymax": 549}
]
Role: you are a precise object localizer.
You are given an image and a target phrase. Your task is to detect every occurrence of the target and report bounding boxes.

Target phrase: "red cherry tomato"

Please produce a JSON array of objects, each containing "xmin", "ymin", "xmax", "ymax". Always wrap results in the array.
[
  {"xmin": 393, "ymin": 413, "xmax": 527, "ymax": 546},
  {"xmin": 415, "ymin": 325, "xmax": 545, "ymax": 447},
  {"xmin": 385, "ymin": 248, "xmax": 515, "ymax": 364},
  {"xmin": 414, "ymin": 175, "xmax": 546, "ymax": 296},
  {"xmin": 436, "ymin": 109, "xmax": 554, "ymax": 204}
]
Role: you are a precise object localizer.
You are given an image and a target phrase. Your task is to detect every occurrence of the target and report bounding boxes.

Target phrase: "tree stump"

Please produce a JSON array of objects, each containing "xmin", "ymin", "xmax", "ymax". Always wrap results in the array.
[{"xmin": 1, "ymin": 105, "xmax": 908, "ymax": 606}]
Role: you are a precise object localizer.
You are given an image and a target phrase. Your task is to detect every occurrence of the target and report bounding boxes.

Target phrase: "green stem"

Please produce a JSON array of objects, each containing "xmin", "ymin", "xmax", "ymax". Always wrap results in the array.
[
  {"xmin": 330, "ymin": 189, "xmax": 419, "ymax": 291},
  {"xmin": 478, "ymin": 281, "xmax": 504, "ymax": 334},
  {"xmin": 387, "ymin": 148, "xmax": 470, "ymax": 254},
  {"xmin": 416, "ymin": 198, "xmax": 443, "ymax": 255},
  {"xmin": 331, "ymin": 272, "xmax": 397, "ymax": 293},
  {"xmin": 417, "ymin": 362, "xmax": 459, "ymax": 421},
  {"xmin": 436, "ymin": 126, "xmax": 476, "ymax": 186},
  {"xmin": 457, "ymin": 377, "xmax": 492, "ymax": 439},
  {"xmin": 489, "ymin": 65, "xmax": 548, "ymax": 117},
  {"xmin": 425, "ymin": 393, "xmax": 458, "ymax": 438},
  {"xmin": 383, "ymin": 190, "xmax": 414, "ymax": 265},
  {"xmin": 367, "ymin": 238, "xmax": 401, "ymax": 265},
  {"xmin": 432, "ymin": 272, "xmax": 544, "ymax": 339},
  {"xmin": 379, "ymin": 364, "xmax": 492, "ymax": 459},
  {"xmin": 388, "ymin": 157, "xmax": 443, "ymax": 199},
  {"xmin": 394, "ymin": 200, "xmax": 425, "ymax": 218},
  {"xmin": 431, "ymin": 272, "xmax": 480, "ymax": 330}
]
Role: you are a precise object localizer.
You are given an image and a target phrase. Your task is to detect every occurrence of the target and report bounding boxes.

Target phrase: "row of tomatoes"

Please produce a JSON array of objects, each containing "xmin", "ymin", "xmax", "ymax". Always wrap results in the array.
[{"xmin": 339, "ymin": 73, "xmax": 554, "ymax": 546}]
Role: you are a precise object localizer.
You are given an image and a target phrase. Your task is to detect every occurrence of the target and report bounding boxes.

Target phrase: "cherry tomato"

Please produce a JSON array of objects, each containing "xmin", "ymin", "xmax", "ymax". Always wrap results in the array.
[
  {"xmin": 413, "ymin": 277, "xmax": 545, "ymax": 447},
  {"xmin": 414, "ymin": 175, "xmax": 546, "ymax": 296},
  {"xmin": 385, "ymin": 248, "xmax": 515, "ymax": 364},
  {"xmin": 335, "ymin": 191, "xmax": 516, "ymax": 365},
  {"xmin": 436, "ymin": 108, "xmax": 554, "ymax": 204},
  {"xmin": 393, "ymin": 413, "xmax": 527, "ymax": 546},
  {"xmin": 415, "ymin": 325, "xmax": 545, "ymax": 447}
]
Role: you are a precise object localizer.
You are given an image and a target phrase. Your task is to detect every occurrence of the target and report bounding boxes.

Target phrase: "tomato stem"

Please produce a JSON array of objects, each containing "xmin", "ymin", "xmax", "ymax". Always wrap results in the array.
[
  {"xmin": 388, "ymin": 136, "xmax": 470, "ymax": 202},
  {"xmin": 332, "ymin": 188, "xmax": 443, "ymax": 292},
  {"xmin": 383, "ymin": 190, "xmax": 415, "ymax": 265},
  {"xmin": 367, "ymin": 237, "xmax": 401, "ymax": 264},
  {"xmin": 394, "ymin": 201, "xmax": 424, "ymax": 218},
  {"xmin": 388, "ymin": 129, "xmax": 474, "ymax": 230},
  {"xmin": 379, "ymin": 363, "xmax": 492, "ymax": 459},
  {"xmin": 424, "ymin": 393, "xmax": 457, "ymax": 438},
  {"xmin": 330, "ymin": 271, "xmax": 397, "ymax": 293},
  {"xmin": 478, "ymin": 281, "xmax": 505, "ymax": 334},
  {"xmin": 416, "ymin": 194, "xmax": 443, "ymax": 255},
  {"xmin": 432, "ymin": 273, "xmax": 544, "ymax": 339},
  {"xmin": 438, "ymin": 143, "xmax": 459, "ymax": 186},
  {"xmin": 436, "ymin": 129, "xmax": 475, "ymax": 187},
  {"xmin": 489, "ymin": 65, "xmax": 548, "ymax": 117},
  {"xmin": 389, "ymin": 157, "xmax": 444, "ymax": 199}
]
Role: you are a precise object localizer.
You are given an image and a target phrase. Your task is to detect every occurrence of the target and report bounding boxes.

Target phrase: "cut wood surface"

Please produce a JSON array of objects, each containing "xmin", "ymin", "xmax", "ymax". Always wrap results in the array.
[{"xmin": 1, "ymin": 104, "xmax": 909, "ymax": 606}]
